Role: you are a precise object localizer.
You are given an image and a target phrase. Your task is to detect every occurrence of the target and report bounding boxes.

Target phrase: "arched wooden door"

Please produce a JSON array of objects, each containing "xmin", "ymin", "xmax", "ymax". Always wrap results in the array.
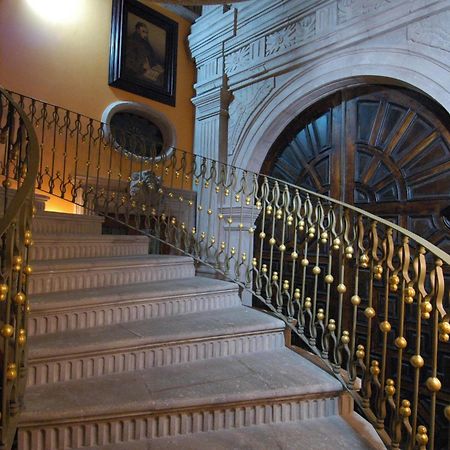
[{"xmin": 263, "ymin": 85, "xmax": 450, "ymax": 254}]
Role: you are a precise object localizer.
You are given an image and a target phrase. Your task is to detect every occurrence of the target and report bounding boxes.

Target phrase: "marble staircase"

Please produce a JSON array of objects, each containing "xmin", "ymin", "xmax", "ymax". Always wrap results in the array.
[{"xmin": 18, "ymin": 209, "xmax": 385, "ymax": 450}]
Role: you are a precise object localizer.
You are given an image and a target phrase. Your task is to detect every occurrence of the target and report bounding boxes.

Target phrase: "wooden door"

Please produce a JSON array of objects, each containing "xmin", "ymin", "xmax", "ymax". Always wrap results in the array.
[{"xmin": 264, "ymin": 85, "xmax": 450, "ymax": 253}]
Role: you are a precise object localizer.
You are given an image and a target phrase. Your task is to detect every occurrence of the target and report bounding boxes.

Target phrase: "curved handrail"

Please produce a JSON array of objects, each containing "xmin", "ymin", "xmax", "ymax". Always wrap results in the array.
[
  {"xmin": 0, "ymin": 88, "xmax": 40, "ymax": 235},
  {"xmin": 7, "ymin": 88, "xmax": 449, "ymax": 264},
  {"xmin": 0, "ymin": 87, "xmax": 40, "ymax": 450}
]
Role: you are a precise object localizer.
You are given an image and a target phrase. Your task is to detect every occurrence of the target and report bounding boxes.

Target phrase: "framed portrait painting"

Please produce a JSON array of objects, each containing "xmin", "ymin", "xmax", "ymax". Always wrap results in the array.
[{"xmin": 109, "ymin": 0, "xmax": 178, "ymax": 106}]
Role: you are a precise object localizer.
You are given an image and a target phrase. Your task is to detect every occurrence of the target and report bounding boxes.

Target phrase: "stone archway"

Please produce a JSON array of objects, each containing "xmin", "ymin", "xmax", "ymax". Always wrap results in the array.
[{"xmin": 231, "ymin": 49, "xmax": 450, "ymax": 175}]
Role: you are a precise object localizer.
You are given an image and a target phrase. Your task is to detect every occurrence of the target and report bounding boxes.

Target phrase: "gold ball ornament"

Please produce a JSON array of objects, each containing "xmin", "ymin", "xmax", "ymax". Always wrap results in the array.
[
  {"xmin": 312, "ymin": 266, "xmax": 321, "ymax": 275},
  {"xmin": 304, "ymin": 297, "xmax": 312, "ymax": 309},
  {"xmin": 6, "ymin": 363, "xmax": 17, "ymax": 381},
  {"xmin": 1, "ymin": 324, "xmax": 14, "ymax": 338},
  {"xmin": 332, "ymin": 238, "xmax": 341, "ymax": 250},
  {"xmin": 370, "ymin": 360, "xmax": 380, "ymax": 376},
  {"xmin": 337, "ymin": 283, "xmax": 347, "ymax": 294},
  {"xmin": 259, "ymin": 232, "xmax": 266, "ymax": 239},
  {"xmin": 341, "ymin": 331, "xmax": 350, "ymax": 345},
  {"xmin": 359, "ymin": 254, "xmax": 369, "ymax": 268},
  {"xmin": 294, "ymin": 289, "xmax": 301, "ymax": 300},
  {"xmin": 18, "ymin": 329, "xmax": 26, "ymax": 345},
  {"xmin": 279, "ymin": 244, "xmax": 286, "ymax": 252},
  {"xmin": 406, "ymin": 286, "xmax": 416, "ymax": 298},
  {"xmin": 379, "ymin": 321, "xmax": 391, "ymax": 333},
  {"xmin": 269, "ymin": 238, "xmax": 276, "ymax": 246},
  {"xmin": 291, "ymin": 251, "xmax": 298, "ymax": 260},
  {"xmin": 444, "ymin": 405, "xmax": 450, "ymax": 421},
  {"xmin": 351, "ymin": 295, "xmax": 361, "ymax": 306},
  {"xmin": 325, "ymin": 274, "xmax": 334, "ymax": 284},
  {"xmin": 399, "ymin": 400, "xmax": 411, "ymax": 417},
  {"xmin": 301, "ymin": 258, "xmax": 309, "ymax": 267},
  {"xmin": 24, "ymin": 265, "xmax": 32, "ymax": 275},
  {"xmin": 356, "ymin": 345, "xmax": 365, "ymax": 359},
  {"xmin": 426, "ymin": 377, "xmax": 441, "ymax": 392},
  {"xmin": 410, "ymin": 354, "xmax": 424, "ymax": 368},
  {"xmin": 317, "ymin": 308, "xmax": 325, "ymax": 321},
  {"xmin": 328, "ymin": 319, "xmax": 336, "ymax": 332},
  {"xmin": 395, "ymin": 337, "xmax": 407, "ymax": 349},
  {"xmin": 345, "ymin": 246, "xmax": 354, "ymax": 259},
  {"xmin": 416, "ymin": 426, "xmax": 428, "ymax": 446},
  {"xmin": 272, "ymin": 272, "xmax": 279, "ymax": 281},
  {"xmin": 390, "ymin": 275, "xmax": 400, "ymax": 285},
  {"xmin": 385, "ymin": 379, "xmax": 395, "ymax": 397},
  {"xmin": 14, "ymin": 292, "xmax": 26, "ymax": 305},
  {"xmin": 439, "ymin": 321, "xmax": 450, "ymax": 334},
  {"xmin": 364, "ymin": 307, "xmax": 376, "ymax": 319}
]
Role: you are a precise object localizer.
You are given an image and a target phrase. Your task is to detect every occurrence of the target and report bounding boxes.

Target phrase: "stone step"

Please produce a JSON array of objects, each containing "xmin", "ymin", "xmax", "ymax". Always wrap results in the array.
[
  {"xmin": 30, "ymin": 234, "xmax": 150, "ymax": 261},
  {"xmin": 28, "ymin": 277, "xmax": 241, "ymax": 336},
  {"xmin": 19, "ymin": 349, "xmax": 343, "ymax": 450},
  {"xmin": 85, "ymin": 414, "xmax": 385, "ymax": 450},
  {"xmin": 28, "ymin": 255, "xmax": 195, "ymax": 295},
  {"xmin": 27, "ymin": 307, "xmax": 285, "ymax": 386},
  {"xmin": 32, "ymin": 211, "xmax": 104, "ymax": 235}
]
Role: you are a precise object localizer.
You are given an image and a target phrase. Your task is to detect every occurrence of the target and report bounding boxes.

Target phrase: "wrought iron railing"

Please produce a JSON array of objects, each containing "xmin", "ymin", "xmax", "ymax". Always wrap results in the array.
[
  {"xmin": 7, "ymin": 89, "xmax": 450, "ymax": 450},
  {"xmin": 0, "ymin": 88, "xmax": 39, "ymax": 449}
]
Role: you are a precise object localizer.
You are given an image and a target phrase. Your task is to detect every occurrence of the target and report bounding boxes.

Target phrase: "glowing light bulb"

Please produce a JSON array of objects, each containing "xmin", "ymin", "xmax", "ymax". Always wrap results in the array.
[{"xmin": 26, "ymin": 0, "xmax": 84, "ymax": 23}]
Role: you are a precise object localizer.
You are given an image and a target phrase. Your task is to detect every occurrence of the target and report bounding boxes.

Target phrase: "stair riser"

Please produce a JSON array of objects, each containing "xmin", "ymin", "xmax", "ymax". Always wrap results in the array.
[
  {"xmin": 32, "ymin": 215, "xmax": 103, "ymax": 235},
  {"xmin": 30, "ymin": 241, "xmax": 149, "ymax": 261},
  {"xmin": 29, "ymin": 291, "xmax": 241, "ymax": 336},
  {"xmin": 28, "ymin": 331, "xmax": 285, "ymax": 386},
  {"xmin": 19, "ymin": 395, "xmax": 344, "ymax": 450},
  {"xmin": 29, "ymin": 263, "xmax": 195, "ymax": 294}
]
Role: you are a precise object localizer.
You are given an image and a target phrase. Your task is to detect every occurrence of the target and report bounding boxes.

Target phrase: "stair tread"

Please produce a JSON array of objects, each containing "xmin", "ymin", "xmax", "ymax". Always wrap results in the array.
[
  {"xmin": 32, "ymin": 254, "xmax": 193, "ymax": 271},
  {"xmin": 30, "ymin": 276, "xmax": 237, "ymax": 311},
  {"xmin": 33, "ymin": 233, "xmax": 149, "ymax": 242},
  {"xmin": 35, "ymin": 211, "xmax": 104, "ymax": 221},
  {"xmin": 21, "ymin": 348, "xmax": 342, "ymax": 423},
  {"xmin": 29, "ymin": 306, "xmax": 283, "ymax": 358},
  {"xmin": 85, "ymin": 415, "xmax": 384, "ymax": 450}
]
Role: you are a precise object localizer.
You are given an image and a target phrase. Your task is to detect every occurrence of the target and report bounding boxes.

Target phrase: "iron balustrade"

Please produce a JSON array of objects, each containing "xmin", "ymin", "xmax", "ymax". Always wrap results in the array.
[{"xmin": 2, "ymin": 88, "xmax": 450, "ymax": 450}]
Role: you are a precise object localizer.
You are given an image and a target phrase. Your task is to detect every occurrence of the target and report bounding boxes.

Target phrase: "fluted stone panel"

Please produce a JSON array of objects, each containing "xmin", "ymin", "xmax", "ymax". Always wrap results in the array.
[
  {"xmin": 32, "ymin": 212, "xmax": 104, "ymax": 235},
  {"xmin": 30, "ymin": 236, "xmax": 149, "ymax": 261},
  {"xmin": 27, "ymin": 331, "xmax": 285, "ymax": 386},
  {"xmin": 29, "ymin": 257, "xmax": 195, "ymax": 294},
  {"xmin": 18, "ymin": 395, "xmax": 343, "ymax": 450},
  {"xmin": 28, "ymin": 290, "xmax": 241, "ymax": 336}
]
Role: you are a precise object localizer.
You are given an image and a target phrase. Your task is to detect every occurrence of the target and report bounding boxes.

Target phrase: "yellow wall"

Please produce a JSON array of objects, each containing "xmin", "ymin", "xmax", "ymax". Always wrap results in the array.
[{"xmin": 0, "ymin": 0, "xmax": 195, "ymax": 213}]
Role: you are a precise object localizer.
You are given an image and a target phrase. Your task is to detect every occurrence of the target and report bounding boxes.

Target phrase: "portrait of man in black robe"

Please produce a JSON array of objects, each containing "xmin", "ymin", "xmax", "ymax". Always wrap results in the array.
[{"xmin": 124, "ymin": 19, "xmax": 165, "ymax": 87}]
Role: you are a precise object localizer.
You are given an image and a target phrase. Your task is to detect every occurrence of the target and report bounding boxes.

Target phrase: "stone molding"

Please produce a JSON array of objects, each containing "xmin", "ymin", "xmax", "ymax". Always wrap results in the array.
[{"xmin": 407, "ymin": 9, "xmax": 450, "ymax": 52}]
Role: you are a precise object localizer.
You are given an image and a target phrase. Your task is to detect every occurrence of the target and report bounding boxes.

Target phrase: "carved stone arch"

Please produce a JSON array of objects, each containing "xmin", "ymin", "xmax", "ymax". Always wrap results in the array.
[
  {"xmin": 101, "ymin": 101, "xmax": 177, "ymax": 159},
  {"xmin": 231, "ymin": 48, "xmax": 450, "ymax": 174}
]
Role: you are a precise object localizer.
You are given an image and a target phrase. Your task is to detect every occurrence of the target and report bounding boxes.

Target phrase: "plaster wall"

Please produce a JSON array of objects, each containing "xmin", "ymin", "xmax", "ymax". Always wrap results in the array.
[{"xmin": 0, "ymin": 0, "xmax": 195, "ymax": 212}]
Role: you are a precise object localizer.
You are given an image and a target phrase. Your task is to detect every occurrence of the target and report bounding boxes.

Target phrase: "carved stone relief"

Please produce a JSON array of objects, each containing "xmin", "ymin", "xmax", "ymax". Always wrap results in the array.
[
  {"xmin": 408, "ymin": 10, "xmax": 450, "ymax": 53},
  {"xmin": 265, "ymin": 13, "xmax": 316, "ymax": 57},
  {"xmin": 337, "ymin": 0, "xmax": 394, "ymax": 23},
  {"xmin": 228, "ymin": 78, "xmax": 275, "ymax": 156},
  {"xmin": 225, "ymin": 46, "xmax": 251, "ymax": 75}
]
